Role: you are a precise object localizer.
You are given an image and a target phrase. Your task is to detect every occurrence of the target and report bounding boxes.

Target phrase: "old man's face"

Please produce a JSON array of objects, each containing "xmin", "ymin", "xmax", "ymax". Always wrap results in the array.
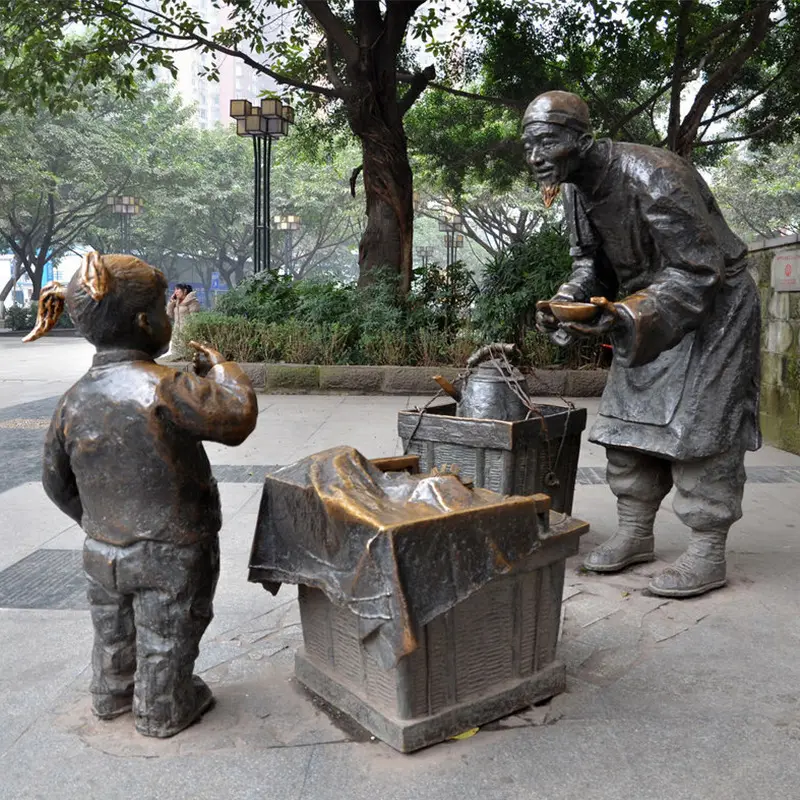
[{"xmin": 522, "ymin": 122, "xmax": 584, "ymax": 206}]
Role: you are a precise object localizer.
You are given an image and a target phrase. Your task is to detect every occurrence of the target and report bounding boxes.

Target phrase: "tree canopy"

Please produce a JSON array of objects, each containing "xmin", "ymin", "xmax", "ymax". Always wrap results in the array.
[
  {"xmin": 0, "ymin": 80, "xmax": 367, "ymax": 303},
  {"xmin": 711, "ymin": 139, "xmax": 800, "ymax": 241},
  {"xmin": 0, "ymin": 83, "xmax": 193, "ymax": 300},
  {"xmin": 3, "ymin": 0, "xmax": 799, "ymax": 288},
  {"xmin": 408, "ymin": 0, "xmax": 800, "ymax": 195}
]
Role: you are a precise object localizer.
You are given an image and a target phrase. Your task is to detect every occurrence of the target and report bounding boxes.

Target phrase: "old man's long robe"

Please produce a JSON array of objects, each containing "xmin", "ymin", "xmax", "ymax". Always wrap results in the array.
[{"xmin": 559, "ymin": 140, "xmax": 761, "ymax": 461}]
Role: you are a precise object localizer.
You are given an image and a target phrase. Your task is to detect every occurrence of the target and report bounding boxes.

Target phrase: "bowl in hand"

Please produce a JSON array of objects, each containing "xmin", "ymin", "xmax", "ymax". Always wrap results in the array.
[{"xmin": 547, "ymin": 301, "xmax": 603, "ymax": 323}]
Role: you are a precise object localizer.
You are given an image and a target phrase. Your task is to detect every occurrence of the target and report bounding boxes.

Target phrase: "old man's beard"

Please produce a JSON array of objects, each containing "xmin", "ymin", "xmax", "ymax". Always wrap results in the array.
[{"xmin": 541, "ymin": 182, "xmax": 561, "ymax": 208}]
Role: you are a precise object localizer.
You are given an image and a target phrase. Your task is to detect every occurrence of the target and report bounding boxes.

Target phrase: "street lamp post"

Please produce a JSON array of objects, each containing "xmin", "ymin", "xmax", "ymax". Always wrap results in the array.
[
  {"xmin": 415, "ymin": 246, "xmax": 435, "ymax": 268},
  {"xmin": 442, "ymin": 232, "xmax": 464, "ymax": 265},
  {"xmin": 229, "ymin": 98, "xmax": 295, "ymax": 274},
  {"xmin": 438, "ymin": 213, "xmax": 464, "ymax": 265},
  {"xmin": 274, "ymin": 214, "xmax": 301, "ymax": 276},
  {"xmin": 107, "ymin": 195, "xmax": 143, "ymax": 253}
]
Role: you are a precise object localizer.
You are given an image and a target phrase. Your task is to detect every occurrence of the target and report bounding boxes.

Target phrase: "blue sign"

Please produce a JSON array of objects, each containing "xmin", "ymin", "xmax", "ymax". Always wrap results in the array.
[{"xmin": 211, "ymin": 272, "xmax": 223, "ymax": 291}]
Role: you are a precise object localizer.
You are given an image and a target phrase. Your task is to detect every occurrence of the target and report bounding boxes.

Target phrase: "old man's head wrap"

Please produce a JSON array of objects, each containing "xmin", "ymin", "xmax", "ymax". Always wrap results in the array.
[{"xmin": 523, "ymin": 91, "xmax": 592, "ymax": 133}]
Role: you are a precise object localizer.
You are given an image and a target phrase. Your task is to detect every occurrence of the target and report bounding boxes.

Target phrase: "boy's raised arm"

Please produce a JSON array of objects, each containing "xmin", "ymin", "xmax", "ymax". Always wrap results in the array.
[{"xmin": 159, "ymin": 344, "xmax": 258, "ymax": 446}]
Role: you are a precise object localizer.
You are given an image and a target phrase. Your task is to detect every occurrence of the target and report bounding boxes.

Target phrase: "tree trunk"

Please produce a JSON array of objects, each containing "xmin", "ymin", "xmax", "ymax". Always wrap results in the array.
[
  {"xmin": 30, "ymin": 255, "xmax": 47, "ymax": 301},
  {"xmin": 0, "ymin": 257, "xmax": 23, "ymax": 305},
  {"xmin": 347, "ymin": 90, "xmax": 413, "ymax": 294}
]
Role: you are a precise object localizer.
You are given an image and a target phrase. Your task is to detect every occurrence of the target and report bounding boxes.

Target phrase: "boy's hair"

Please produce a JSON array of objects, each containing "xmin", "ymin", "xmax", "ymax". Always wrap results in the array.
[{"xmin": 23, "ymin": 252, "xmax": 168, "ymax": 345}]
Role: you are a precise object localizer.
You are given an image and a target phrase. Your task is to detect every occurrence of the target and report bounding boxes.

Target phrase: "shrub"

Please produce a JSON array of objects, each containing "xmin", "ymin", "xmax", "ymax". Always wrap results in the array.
[
  {"xmin": 180, "ymin": 313, "xmax": 263, "ymax": 362},
  {"xmin": 359, "ymin": 330, "xmax": 411, "ymax": 366},
  {"xmin": 215, "ymin": 271, "xmax": 300, "ymax": 323},
  {"xmin": 5, "ymin": 304, "xmax": 31, "ymax": 331},
  {"xmin": 474, "ymin": 227, "xmax": 572, "ymax": 344},
  {"xmin": 178, "ymin": 238, "xmax": 609, "ymax": 370},
  {"xmin": 409, "ymin": 260, "xmax": 478, "ymax": 332},
  {"xmin": 5, "ymin": 302, "xmax": 73, "ymax": 331}
]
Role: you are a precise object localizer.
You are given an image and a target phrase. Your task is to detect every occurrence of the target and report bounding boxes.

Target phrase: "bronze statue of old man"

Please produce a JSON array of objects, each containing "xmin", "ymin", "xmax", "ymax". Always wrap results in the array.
[{"xmin": 525, "ymin": 91, "xmax": 761, "ymax": 598}]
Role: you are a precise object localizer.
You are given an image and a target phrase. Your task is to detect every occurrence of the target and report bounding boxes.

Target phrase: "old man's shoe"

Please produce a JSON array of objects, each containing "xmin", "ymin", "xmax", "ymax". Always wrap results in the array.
[
  {"xmin": 649, "ymin": 530, "xmax": 728, "ymax": 598},
  {"xmin": 583, "ymin": 532, "xmax": 655, "ymax": 572}
]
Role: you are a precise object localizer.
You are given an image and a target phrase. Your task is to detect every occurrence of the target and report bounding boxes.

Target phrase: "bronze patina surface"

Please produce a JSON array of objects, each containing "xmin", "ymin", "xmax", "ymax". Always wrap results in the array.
[
  {"xmin": 525, "ymin": 90, "xmax": 761, "ymax": 598},
  {"xmin": 249, "ymin": 446, "xmax": 551, "ymax": 669},
  {"xmin": 249, "ymin": 445, "xmax": 589, "ymax": 751},
  {"xmin": 27, "ymin": 252, "xmax": 257, "ymax": 737}
]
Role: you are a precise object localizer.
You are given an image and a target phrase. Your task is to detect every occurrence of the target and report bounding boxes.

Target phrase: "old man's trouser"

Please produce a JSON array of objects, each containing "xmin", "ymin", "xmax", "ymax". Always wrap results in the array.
[{"xmin": 606, "ymin": 444, "xmax": 747, "ymax": 532}]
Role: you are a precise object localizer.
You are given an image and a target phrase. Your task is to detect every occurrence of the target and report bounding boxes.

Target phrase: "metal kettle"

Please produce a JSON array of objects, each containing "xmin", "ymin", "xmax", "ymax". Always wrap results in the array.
[{"xmin": 433, "ymin": 343, "xmax": 531, "ymax": 421}]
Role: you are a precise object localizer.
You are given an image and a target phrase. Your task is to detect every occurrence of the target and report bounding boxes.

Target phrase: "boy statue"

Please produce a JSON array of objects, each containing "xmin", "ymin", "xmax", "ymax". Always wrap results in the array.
[
  {"xmin": 525, "ymin": 91, "xmax": 761, "ymax": 598},
  {"xmin": 24, "ymin": 252, "xmax": 258, "ymax": 737}
]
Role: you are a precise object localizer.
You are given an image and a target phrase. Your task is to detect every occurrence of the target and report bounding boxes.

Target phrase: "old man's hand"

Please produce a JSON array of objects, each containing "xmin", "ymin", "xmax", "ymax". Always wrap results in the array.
[
  {"xmin": 559, "ymin": 297, "xmax": 621, "ymax": 338},
  {"xmin": 536, "ymin": 294, "xmax": 574, "ymax": 334}
]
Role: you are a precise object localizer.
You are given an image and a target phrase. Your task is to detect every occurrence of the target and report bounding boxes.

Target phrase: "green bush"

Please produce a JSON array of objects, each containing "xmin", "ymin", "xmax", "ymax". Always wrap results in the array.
[
  {"xmin": 178, "ymin": 239, "xmax": 608, "ymax": 370},
  {"xmin": 177, "ymin": 314, "xmax": 488, "ymax": 367},
  {"xmin": 5, "ymin": 304, "xmax": 31, "ymax": 331},
  {"xmin": 474, "ymin": 227, "xmax": 572, "ymax": 343},
  {"xmin": 180, "ymin": 312, "xmax": 264, "ymax": 363},
  {"xmin": 474, "ymin": 229, "xmax": 607, "ymax": 369},
  {"xmin": 409, "ymin": 260, "xmax": 478, "ymax": 332},
  {"xmin": 5, "ymin": 302, "xmax": 73, "ymax": 332}
]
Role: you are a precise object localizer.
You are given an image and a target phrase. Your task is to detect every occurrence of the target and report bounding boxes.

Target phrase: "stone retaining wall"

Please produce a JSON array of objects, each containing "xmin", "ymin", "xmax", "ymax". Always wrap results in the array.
[
  {"xmin": 751, "ymin": 235, "xmax": 800, "ymax": 454},
  {"xmin": 168, "ymin": 361, "xmax": 608, "ymax": 397}
]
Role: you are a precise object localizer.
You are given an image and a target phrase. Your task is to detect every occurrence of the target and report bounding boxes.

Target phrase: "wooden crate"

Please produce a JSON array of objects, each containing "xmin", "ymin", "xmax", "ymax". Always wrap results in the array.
[
  {"xmin": 294, "ymin": 515, "xmax": 587, "ymax": 753},
  {"xmin": 398, "ymin": 402, "xmax": 587, "ymax": 514}
]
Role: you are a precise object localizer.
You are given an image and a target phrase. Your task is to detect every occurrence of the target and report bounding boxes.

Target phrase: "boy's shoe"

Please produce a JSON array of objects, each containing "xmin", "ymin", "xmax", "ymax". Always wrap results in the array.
[
  {"xmin": 135, "ymin": 676, "xmax": 215, "ymax": 739},
  {"xmin": 92, "ymin": 692, "xmax": 134, "ymax": 720}
]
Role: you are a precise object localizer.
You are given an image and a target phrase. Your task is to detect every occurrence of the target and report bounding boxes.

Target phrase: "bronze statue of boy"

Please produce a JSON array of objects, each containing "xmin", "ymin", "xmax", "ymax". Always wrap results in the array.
[
  {"xmin": 25, "ymin": 252, "xmax": 258, "ymax": 737},
  {"xmin": 524, "ymin": 91, "xmax": 761, "ymax": 598}
]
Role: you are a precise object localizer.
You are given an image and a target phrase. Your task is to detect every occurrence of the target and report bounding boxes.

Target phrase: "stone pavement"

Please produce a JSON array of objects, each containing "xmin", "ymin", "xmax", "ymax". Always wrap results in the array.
[{"xmin": 2, "ymin": 338, "xmax": 800, "ymax": 799}]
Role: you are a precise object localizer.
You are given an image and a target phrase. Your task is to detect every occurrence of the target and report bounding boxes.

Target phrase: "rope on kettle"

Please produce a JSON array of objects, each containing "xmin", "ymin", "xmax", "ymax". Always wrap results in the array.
[{"xmin": 403, "ymin": 343, "xmax": 576, "ymax": 480}]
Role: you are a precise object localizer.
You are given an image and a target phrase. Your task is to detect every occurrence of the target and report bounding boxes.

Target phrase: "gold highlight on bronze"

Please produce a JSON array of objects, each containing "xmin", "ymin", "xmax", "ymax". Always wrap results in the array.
[
  {"xmin": 81, "ymin": 251, "xmax": 110, "ymax": 302},
  {"xmin": 541, "ymin": 184, "xmax": 561, "ymax": 208},
  {"xmin": 22, "ymin": 282, "xmax": 67, "ymax": 342}
]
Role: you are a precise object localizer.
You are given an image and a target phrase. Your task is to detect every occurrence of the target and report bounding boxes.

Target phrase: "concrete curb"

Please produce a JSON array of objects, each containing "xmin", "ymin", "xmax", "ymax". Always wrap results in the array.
[
  {"xmin": 0, "ymin": 328, "xmax": 78, "ymax": 338},
  {"xmin": 163, "ymin": 361, "xmax": 608, "ymax": 397}
]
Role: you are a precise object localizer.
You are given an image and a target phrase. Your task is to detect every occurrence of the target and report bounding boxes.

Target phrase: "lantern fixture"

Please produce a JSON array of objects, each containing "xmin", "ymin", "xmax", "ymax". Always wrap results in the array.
[
  {"xmin": 229, "ymin": 99, "xmax": 252, "ymax": 119},
  {"xmin": 261, "ymin": 98, "xmax": 282, "ymax": 118},
  {"xmin": 107, "ymin": 195, "xmax": 143, "ymax": 252}
]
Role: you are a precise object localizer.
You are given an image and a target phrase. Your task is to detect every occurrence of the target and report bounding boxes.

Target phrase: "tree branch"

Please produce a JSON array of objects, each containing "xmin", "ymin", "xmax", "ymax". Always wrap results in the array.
[
  {"xmin": 396, "ymin": 73, "xmax": 523, "ymax": 109},
  {"xmin": 606, "ymin": 82, "xmax": 671, "ymax": 139},
  {"xmin": 353, "ymin": 1, "xmax": 384, "ymax": 49},
  {"xmin": 677, "ymin": 1, "xmax": 776, "ymax": 156},
  {"xmin": 667, "ymin": 1, "xmax": 694, "ymax": 151},
  {"xmin": 111, "ymin": 2, "xmax": 348, "ymax": 99},
  {"xmin": 350, "ymin": 165, "xmax": 363, "ymax": 198},
  {"xmin": 301, "ymin": 1, "xmax": 359, "ymax": 65},
  {"xmin": 692, "ymin": 5, "xmax": 767, "ymax": 53},
  {"xmin": 696, "ymin": 52, "xmax": 799, "ymax": 128},
  {"xmin": 398, "ymin": 66, "xmax": 435, "ymax": 116},
  {"xmin": 325, "ymin": 38, "xmax": 345, "ymax": 90},
  {"xmin": 579, "ymin": 79, "xmax": 638, "ymax": 142},
  {"xmin": 693, "ymin": 118, "xmax": 781, "ymax": 147},
  {"xmin": 386, "ymin": 0, "xmax": 425, "ymax": 57}
]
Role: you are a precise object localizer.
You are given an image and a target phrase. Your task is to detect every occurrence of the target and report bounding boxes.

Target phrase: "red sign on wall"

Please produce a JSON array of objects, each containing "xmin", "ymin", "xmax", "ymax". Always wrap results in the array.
[{"xmin": 772, "ymin": 251, "xmax": 800, "ymax": 292}]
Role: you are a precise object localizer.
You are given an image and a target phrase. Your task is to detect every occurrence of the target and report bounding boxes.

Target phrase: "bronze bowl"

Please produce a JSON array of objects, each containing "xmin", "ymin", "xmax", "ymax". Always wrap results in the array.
[{"xmin": 548, "ymin": 301, "xmax": 602, "ymax": 323}]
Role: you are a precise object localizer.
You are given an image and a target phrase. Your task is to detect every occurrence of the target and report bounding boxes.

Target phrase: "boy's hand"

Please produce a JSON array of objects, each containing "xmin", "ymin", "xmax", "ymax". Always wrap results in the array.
[{"xmin": 189, "ymin": 341, "xmax": 225, "ymax": 377}]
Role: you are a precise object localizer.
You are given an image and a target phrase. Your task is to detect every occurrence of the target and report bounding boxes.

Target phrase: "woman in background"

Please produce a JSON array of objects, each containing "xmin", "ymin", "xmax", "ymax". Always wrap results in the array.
[{"xmin": 166, "ymin": 283, "xmax": 200, "ymax": 357}]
